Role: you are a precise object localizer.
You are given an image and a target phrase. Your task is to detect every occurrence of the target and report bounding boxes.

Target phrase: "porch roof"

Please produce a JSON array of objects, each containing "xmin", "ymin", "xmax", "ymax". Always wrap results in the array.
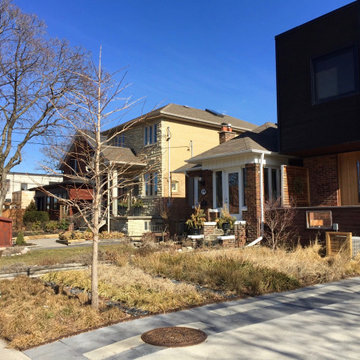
[
  {"xmin": 172, "ymin": 163, "xmax": 202, "ymax": 174},
  {"xmin": 187, "ymin": 123, "xmax": 279, "ymax": 163},
  {"xmin": 101, "ymin": 146, "xmax": 145, "ymax": 166}
]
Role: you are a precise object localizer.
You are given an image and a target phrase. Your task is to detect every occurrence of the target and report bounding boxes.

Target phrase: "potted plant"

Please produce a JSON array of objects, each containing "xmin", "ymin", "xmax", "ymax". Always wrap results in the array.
[
  {"xmin": 132, "ymin": 198, "xmax": 143, "ymax": 216},
  {"xmin": 217, "ymin": 207, "xmax": 236, "ymax": 235},
  {"xmin": 185, "ymin": 205, "xmax": 206, "ymax": 235},
  {"xmin": 118, "ymin": 200, "xmax": 128, "ymax": 216}
]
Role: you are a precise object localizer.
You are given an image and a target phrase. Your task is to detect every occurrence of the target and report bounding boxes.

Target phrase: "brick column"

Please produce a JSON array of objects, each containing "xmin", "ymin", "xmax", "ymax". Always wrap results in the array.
[
  {"xmin": 242, "ymin": 163, "xmax": 261, "ymax": 241},
  {"xmin": 234, "ymin": 221, "xmax": 246, "ymax": 247}
]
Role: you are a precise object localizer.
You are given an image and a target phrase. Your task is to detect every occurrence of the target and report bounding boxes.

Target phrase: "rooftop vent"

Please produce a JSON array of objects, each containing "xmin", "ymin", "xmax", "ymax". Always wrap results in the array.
[{"xmin": 205, "ymin": 109, "xmax": 224, "ymax": 117}]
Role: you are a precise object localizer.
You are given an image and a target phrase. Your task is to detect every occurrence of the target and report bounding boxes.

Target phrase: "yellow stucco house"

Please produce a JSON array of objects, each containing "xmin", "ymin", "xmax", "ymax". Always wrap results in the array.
[{"xmin": 101, "ymin": 104, "xmax": 257, "ymax": 237}]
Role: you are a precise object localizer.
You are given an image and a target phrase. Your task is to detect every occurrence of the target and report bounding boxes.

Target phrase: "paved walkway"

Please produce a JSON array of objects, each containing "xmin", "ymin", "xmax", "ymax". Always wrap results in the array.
[
  {"xmin": 24, "ymin": 238, "xmax": 124, "ymax": 250},
  {"xmin": 22, "ymin": 277, "xmax": 360, "ymax": 360}
]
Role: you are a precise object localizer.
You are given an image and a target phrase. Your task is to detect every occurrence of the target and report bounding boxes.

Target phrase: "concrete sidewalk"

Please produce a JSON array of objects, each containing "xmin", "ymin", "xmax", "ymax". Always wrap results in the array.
[
  {"xmin": 23, "ymin": 277, "xmax": 360, "ymax": 360},
  {"xmin": 0, "ymin": 339, "xmax": 30, "ymax": 360}
]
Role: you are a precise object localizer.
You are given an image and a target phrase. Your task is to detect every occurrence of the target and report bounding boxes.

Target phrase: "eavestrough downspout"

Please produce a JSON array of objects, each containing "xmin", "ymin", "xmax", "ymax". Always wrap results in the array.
[
  {"xmin": 259, "ymin": 152, "xmax": 265, "ymax": 236},
  {"xmin": 167, "ymin": 127, "xmax": 171, "ymax": 199}
]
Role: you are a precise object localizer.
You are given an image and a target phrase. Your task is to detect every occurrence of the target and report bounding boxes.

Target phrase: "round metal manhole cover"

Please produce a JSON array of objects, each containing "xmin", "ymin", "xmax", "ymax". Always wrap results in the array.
[{"xmin": 141, "ymin": 327, "xmax": 207, "ymax": 347}]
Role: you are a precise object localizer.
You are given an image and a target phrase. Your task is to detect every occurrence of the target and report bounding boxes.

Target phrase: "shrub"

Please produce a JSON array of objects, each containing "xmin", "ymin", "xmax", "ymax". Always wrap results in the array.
[
  {"xmin": 44, "ymin": 221, "xmax": 59, "ymax": 233},
  {"xmin": 23, "ymin": 210, "xmax": 49, "ymax": 225},
  {"xmin": 185, "ymin": 205, "xmax": 206, "ymax": 230},
  {"xmin": 30, "ymin": 221, "xmax": 43, "ymax": 232},
  {"xmin": 59, "ymin": 219, "xmax": 70, "ymax": 231},
  {"xmin": 99, "ymin": 231, "xmax": 124, "ymax": 240},
  {"xmin": 16, "ymin": 231, "xmax": 25, "ymax": 246}
]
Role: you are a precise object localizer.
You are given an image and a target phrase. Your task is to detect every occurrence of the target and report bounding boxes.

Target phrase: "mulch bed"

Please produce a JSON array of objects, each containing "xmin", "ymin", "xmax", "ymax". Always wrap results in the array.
[{"xmin": 141, "ymin": 327, "xmax": 207, "ymax": 347}]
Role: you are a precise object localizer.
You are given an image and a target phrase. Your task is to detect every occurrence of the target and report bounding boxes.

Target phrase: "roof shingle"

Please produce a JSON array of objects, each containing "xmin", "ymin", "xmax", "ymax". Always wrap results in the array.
[{"xmin": 187, "ymin": 122, "xmax": 278, "ymax": 163}]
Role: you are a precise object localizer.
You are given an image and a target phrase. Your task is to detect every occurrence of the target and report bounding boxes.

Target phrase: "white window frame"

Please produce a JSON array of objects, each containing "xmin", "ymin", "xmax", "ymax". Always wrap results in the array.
[
  {"xmin": 264, "ymin": 167, "xmax": 281, "ymax": 202},
  {"xmin": 212, "ymin": 167, "xmax": 247, "ymax": 220},
  {"xmin": 144, "ymin": 172, "xmax": 158, "ymax": 197},
  {"xmin": 144, "ymin": 124, "xmax": 158, "ymax": 146},
  {"xmin": 171, "ymin": 180, "xmax": 179, "ymax": 193}
]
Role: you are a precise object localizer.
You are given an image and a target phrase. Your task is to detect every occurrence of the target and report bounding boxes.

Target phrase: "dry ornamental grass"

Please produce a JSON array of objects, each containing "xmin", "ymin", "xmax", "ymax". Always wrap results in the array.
[
  {"xmin": 0, "ymin": 276, "xmax": 128, "ymax": 350},
  {"xmin": 42, "ymin": 264, "xmax": 223, "ymax": 313},
  {"xmin": 1, "ymin": 242, "xmax": 360, "ymax": 350}
]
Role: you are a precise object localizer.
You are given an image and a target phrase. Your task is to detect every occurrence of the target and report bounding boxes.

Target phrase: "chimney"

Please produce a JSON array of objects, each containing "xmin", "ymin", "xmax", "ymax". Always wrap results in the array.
[{"xmin": 219, "ymin": 123, "xmax": 236, "ymax": 144}]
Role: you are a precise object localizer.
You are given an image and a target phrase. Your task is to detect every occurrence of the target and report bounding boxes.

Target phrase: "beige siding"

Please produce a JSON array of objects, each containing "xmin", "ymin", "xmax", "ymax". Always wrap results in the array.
[{"xmin": 161, "ymin": 120, "xmax": 225, "ymax": 198}]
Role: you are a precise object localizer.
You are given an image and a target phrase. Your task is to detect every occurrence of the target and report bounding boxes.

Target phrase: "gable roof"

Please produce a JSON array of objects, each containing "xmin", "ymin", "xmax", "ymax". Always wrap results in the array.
[
  {"xmin": 106, "ymin": 103, "xmax": 257, "ymax": 134},
  {"xmin": 187, "ymin": 122, "xmax": 279, "ymax": 163},
  {"xmin": 63, "ymin": 130, "xmax": 145, "ymax": 168},
  {"xmin": 101, "ymin": 146, "xmax": 145, "ymax": 166}
]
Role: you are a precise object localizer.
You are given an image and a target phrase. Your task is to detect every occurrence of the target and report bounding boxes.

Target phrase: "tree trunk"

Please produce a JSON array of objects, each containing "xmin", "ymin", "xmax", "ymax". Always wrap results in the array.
[{"xmin": 91, "ymin": 230, "xmax": 99, "ymax": 309}]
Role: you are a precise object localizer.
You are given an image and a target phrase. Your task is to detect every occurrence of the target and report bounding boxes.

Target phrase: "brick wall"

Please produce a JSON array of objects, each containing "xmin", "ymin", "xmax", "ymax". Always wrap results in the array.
[
  {"xmin": 281, "ymin": 166, "xmax": 310, "ymax": 207},
  {"xmin": 289, "ymin": 206, "xmax": 360, "ymax": 245},
  {"xmin": 242, "ymin": 163, "xmax": 261, "ymax": 240},
  {"xmin": 303, "ymin": 155, "xmax": 340, "ymax": 206}
]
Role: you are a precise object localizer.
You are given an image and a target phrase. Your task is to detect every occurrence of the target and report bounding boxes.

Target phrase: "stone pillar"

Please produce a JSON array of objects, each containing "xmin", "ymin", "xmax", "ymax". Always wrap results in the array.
[{"xmin": 203, "ymin": 221, "xmax": 217, "ymax": 240}]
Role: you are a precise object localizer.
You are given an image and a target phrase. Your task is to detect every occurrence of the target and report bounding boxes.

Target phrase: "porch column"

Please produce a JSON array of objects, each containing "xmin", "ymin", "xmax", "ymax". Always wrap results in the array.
[
  {"xmin": 242, "ymin": 163, "xmax": 261, "ymax": 240},
  {"xmin": 112, "ymin": 169, "xmax": 118, "ymax": 216}
]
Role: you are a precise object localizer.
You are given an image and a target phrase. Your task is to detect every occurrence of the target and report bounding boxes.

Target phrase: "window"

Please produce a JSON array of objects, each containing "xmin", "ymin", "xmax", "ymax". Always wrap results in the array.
[
  {"xmin": 242, "ymin": 168, "xmax": 247, "ymax": 207},
  {"xmin": 215, "ymin": 171, "xmax": 223, "ymax": 208},
  {"xmin": 144, "ymin": 124, "xmax": 158, "ymax": 145},
  {"xmin": 312, "ymin": 47, "xmax": 358, "ymax": 103},
  {"xmin": 6, "ymin": 179, "xmax": 10, "ymax": 192},
  {"xmin": 171, "ymin": 181, "xmax": 179, "ymax": 192},
  {"xmin": 306, "ymin": 210, "xmax": 332, "ymax": 229},
  {"xmin": 69, "ymin": 158, "xmax": 78, "ymax": 173},
  {"xmin": 144, "ymin": 172, "xmax": 158, "ymax": 196},
  {"xmin": 21, "ymin": 183, "xmax": 28, "ymax": 191},
  {"xmin": 114, "ymin": 134, "xmax": 125, "ymax": 147},
  {"xmin": 264, "ymin": 168, "xmax": 280, "ymax": 202}
]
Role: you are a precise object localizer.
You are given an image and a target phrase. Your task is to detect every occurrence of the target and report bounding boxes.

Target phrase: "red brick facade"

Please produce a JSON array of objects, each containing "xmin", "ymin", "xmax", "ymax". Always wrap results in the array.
[
  {"xmin": 303, "ymin": 155, "xmax": 340, "ymax": 206},
  {"xmin": 242, "ymin": 163, "xmax": 261, "ymax": 240},
  {"xmin": 282, "ymin": 166, "xmax": 310, "ymax": 207}
]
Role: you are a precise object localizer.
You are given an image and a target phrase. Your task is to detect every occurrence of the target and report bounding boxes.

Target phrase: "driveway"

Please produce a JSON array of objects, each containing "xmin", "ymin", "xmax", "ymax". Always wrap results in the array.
[{"xmin": 23, "ymin": 277, "xmax": 360, "ymax": 359}]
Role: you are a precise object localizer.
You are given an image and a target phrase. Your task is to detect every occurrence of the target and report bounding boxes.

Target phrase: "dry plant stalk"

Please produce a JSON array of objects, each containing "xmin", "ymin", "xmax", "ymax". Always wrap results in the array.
[{"xmin": 264, "ymin": 198, "xmax": 297, "ymax": 250}]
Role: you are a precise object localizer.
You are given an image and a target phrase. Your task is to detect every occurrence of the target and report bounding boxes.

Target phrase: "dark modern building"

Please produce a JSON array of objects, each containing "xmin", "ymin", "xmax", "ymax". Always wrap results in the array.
[{"xmin": 276, "ymin": 0, "xmax": 360, "ymax": 239}]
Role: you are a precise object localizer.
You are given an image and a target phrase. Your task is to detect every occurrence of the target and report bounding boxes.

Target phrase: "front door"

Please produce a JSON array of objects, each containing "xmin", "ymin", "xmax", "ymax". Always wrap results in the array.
[{"xmin": 338, "ymin": 151, "xmax": 360, "ymax": 205}]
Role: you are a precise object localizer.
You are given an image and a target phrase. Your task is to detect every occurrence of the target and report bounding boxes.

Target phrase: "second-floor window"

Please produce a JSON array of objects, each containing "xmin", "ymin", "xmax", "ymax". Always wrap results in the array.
[
  {"xmin": 69, "ymin": 158, "xmax": 78, "ymax": 174},
  {"xmin": 114, "ymin": 134, "xmax": 125, "ymax": 147},
  {"xmin": 312, "ymin": 46, "xmax": 358, "ymax": 104},
  {"xmin": 144, "ymin": 172, "xmax": 158, "ymax": 196},
  {"xmin": 144, "ymin": 124, "xmax": 158, "ymax": 146}
]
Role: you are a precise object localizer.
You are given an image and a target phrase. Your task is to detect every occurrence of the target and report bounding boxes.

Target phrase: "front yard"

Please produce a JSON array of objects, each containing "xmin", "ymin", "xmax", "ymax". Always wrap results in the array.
[{"xmin": 1, "ymin": 242, "xmax": 360, "ymax": 349}]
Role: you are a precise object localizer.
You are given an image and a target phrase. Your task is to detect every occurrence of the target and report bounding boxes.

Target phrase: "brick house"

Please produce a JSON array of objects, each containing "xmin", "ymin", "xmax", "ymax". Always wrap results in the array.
[
  {"xmin": 180, "ymin": 122, "xmax": 291, "ymax": 240},
  {"xmin": 35, "ymin": 104, "xmax": 256, "ymax": 237},
  {"xmin": 275, "ymin": 0, "xmax": 360, "ymax": 242}
]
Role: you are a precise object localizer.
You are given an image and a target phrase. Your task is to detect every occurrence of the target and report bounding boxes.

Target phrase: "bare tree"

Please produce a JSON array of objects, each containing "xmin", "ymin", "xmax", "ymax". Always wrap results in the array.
[
  {"xmin": 0, "ymin": 0, "xmax": 87, "ymax": 213},
  {"xmin": 42, "ymin": 48, "xmax": 148, "ymax": 310},
  {"xmin": 264, "ymin": 198, "xmax": 297, "ymax": 250}
]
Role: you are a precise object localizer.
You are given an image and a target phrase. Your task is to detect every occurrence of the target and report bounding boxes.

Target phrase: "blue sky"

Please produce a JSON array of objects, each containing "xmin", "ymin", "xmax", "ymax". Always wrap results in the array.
[{"xmin": 12, "ymin": 0, "xmax": 353, "ymax": 173}]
